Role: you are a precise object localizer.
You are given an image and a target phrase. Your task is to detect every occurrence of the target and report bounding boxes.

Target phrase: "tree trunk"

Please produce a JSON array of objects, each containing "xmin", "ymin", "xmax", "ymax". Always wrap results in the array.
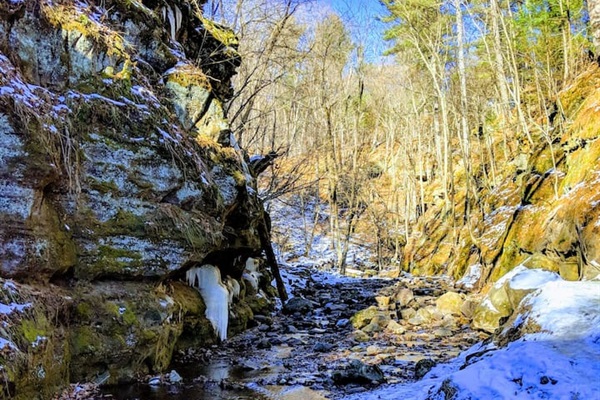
[
  {"xmin": 258, "ymin": 210, "xmax": 288, "ymax": 302},
  {"xmin": 490, "ymin": 0, "xmax": 511, "ymax": 158},
  {"xmin": 455, "ymin": 0, "xmax": 472, "ymax": 221}
]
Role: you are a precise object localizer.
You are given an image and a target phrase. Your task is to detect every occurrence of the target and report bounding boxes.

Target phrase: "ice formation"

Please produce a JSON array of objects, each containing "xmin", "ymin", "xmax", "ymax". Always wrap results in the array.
[
  {"xmin": 243, "ymin": 257, "xmax": 261, "ymax": 291},
  {"xmin": 225, "ymin": 276, "xmax": 241, "ymax": 304},
  {"xmin": 186, "ymin": 265, "xmax": 229, "ymax": 341}
]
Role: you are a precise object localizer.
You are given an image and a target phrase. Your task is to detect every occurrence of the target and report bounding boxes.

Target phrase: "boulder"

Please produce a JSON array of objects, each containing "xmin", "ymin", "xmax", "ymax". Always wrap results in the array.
[
  {"xmin": 435, "ymin": 292, "xmax": 465, "ymax": 316},
  {"xmin": 472, "ymin": 266, "xmax": 560, "ymax": 333},
  {"xmin": 385, "ymin": 320, "xmax": 406, "ymax": 335},
  {"xmin": 414, "ymin": 358, "xmax": 437, "ymax": 379},
  {"xmin": 375, "ymin": 296, "xmax": 391, "ymax": 310},
  {"xmin": 331, "ymin": 360, "xmax": 386, "ymax": 385},
  {"xmin": 395, "ymin": 288, "xmax": 415, "ymax": 307},
  {"xmin": 460, "ymin": 297, "xmax": 480, "ymax": 319},
  {"xmin": 400, "ymin": 308, "xmax": 417, "ymax": 320},
  {"xmin": 362, "ymin": 313, "xmax": 391, "ymax": 333},
  {"xmin": 350, "ymin": 306, "xmax": 380, "ymax": 329},
  {"xmin": 283, "ymin": 297, "xmax": 314, "ymax": 315},
  {"xmin": 350, "ymin": 330, "xmax": 371, "ymax": 342},
  {"xmin": 408, "ymin": 306, "xmax": 442, "ymax": 326}
]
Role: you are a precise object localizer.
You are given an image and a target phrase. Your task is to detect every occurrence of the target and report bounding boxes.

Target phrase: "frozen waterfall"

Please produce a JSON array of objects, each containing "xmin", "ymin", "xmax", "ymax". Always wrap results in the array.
[{"xmin": 186, "ymin": 265, "xmax": 229, "ymax": 341}]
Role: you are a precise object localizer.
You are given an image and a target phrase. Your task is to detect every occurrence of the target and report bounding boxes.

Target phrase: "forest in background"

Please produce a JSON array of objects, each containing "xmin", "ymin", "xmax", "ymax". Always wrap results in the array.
[{"xmin": 204, "ymin": 0, "xmax": 596, "ymax": 275}]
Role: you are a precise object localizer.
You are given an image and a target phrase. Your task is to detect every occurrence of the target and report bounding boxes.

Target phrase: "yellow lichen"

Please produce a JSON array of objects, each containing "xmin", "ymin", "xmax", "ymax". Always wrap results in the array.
[
  {"xmin": 200, "ymin": 16, "xmax": 239, "ymax": 47},
  {"xmin": 166, "ymin": 65, "xmax": 211, "ymax": 90},
  {"xmin": 42, "ymin": 3, "xmax": 132, "ymax": 73}
]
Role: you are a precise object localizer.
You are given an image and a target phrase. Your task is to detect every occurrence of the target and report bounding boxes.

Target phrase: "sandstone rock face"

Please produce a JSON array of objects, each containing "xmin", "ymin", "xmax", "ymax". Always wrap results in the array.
[
  {"xmin": 401, "ymin": 66, "xmax": 600, "ymax": 286},
  {"xmin": 0, "ymin": 0, "xmax": 272, "ymax": 395}
]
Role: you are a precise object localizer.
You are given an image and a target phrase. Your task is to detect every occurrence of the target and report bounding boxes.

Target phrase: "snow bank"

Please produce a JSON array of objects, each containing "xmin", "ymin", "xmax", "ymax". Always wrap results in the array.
[{"xmin": 348, "ymin": 275, "xmax": 600, "ymax": 400}]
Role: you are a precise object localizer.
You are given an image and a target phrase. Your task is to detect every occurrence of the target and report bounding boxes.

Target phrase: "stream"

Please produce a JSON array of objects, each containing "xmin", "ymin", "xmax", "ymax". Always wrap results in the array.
[{"xmin": 100, "ymin": 266, "xmax": 485, "ymax": 399}]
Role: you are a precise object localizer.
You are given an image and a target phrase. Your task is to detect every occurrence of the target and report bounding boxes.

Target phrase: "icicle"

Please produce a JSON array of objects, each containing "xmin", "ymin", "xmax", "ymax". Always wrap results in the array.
[
  {"xmin": 166, "ymin": 6, "xmax": 176, "ymax": 41},
  {"xmin": 242, "ymin": 257, "xmax": 261, "ymax": 291},
  {"xmin": 225, "ymin": 277, "xmax": 240, "ymax": 304},
  {"xmin": 174, "ymin": 5, "xmax": 183, "ymax": 36},
  {"xmin": 186, "ymin": 265, "xmax": 229, "ymax": 341}
]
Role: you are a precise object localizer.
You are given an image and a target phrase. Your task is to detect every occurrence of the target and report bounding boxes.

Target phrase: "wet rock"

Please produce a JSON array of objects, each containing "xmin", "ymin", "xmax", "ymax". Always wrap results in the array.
[
  {"xmin": 331, "ymin": 360, "xmax": 385, "ymax": 385},
  {"xmin": 313, "ymin": 342, "xmax": 334, "ymax": 352},
  {"xmin": 287, "ymin": 338, "xmax": 305, "ymax": 346},
  {"xmin": 254, "ymin": 315, "xmax": 273, "ymax": 325},
  {"xmin": 257, "ymin": 339, "xmax": 272, "ymax": 349},
  {"xmin": 148, "ymin": 376, "xmax": 161, "ymax": 386},
  {"xmin": 325, "ymin": 302, "xmax": 346, "ymax": 312},
  {"xmin": 283, "ymin": 297, "xmax": 314, "ymax": 314},
  {"xmin": 435, "ymin": 292, "xmax": 465, "ymax": 316},
  {"xmin": 414, "ymin": 358, "xmax": 437, "ymax": 379},
  {"xmin": 336, "ymin": 318, "xmax": 350, "ymax": 328}
]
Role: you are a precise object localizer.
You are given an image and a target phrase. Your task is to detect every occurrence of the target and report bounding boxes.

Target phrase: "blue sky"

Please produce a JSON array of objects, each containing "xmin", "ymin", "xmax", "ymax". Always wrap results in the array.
[{"xmin": 317, "ymin": 0, "xmax": 391, "ymax": 63}]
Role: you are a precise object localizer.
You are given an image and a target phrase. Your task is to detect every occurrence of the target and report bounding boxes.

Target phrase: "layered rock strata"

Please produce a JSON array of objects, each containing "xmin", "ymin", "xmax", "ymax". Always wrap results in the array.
[{"xmin": 0, "ymin": 0, "xmax": 274, "ymax": 396}]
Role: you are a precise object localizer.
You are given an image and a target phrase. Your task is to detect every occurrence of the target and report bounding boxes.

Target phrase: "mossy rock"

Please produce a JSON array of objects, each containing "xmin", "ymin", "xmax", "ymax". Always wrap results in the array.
[
  {"xmin": 69, "ymin": 282, "xmax": 186, "ymax": 383},
  {"xmin": 350, "ymin": 306, "xmax": 380, "ymax": 329},
  {"xmin": 200, "ymin": 17, "xmax": 239, "ymax": 47},
  {"xmin": 246, "ymin": 296, "xmax": 273, "ymax": 316},
  {"xmin": 228, "ymin": 301, "xmax": 254, "ymax": 337}
]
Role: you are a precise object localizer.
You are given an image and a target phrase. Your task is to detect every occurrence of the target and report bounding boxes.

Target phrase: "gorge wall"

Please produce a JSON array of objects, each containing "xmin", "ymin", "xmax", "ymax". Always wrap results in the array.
[
  {"xmin": 402, "ymin": 65, "xmax": 600, "ymax": 288},
  {"xmin": 0, "ymin": 0, "xmax": 275, "ymax": 397}
]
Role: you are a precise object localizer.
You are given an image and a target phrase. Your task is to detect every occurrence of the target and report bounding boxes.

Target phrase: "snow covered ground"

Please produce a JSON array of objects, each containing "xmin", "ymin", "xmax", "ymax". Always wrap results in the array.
[
  {"xmin": 268, "ymin": 197, "xmax": 376, "ymax": 271},
  {"xmin": 270, "ymin": 196, "xmax": 600, "ymax": 400},
  {"xmin": 347, "ymin": 278, "xmax": 600, "ymax": 400}
]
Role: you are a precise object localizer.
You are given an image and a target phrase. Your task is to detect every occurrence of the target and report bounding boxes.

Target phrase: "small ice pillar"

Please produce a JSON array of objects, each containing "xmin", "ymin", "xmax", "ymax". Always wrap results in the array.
[
  {"xmin": 225, "ymin": 276, "xmax": 241, "ymax": 304},
  {"xmin": 242, "ymin": 257, "xmax": 262, "ymax": 291},
  {"xmin": 186, "ymin": 265, "xmax": 229, "ymax": 341}
]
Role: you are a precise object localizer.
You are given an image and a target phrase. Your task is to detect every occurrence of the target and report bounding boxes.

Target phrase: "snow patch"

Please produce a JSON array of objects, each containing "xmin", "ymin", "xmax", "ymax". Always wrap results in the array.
[
  {"xmin": 0, "ymin": 302, "xmax": 31, "ymax": 315},
  {"xmin": 186, "ymin": 265, "xmax": 229, "ymax": 341},
  {"xmin": 457, "ymin": 263, "xmax": 481, "ymax": 289},
  {"xmin": 0, "ymin": 338, "xmax": 16, "ymax": 351},
  {"xmin": 506, "ymin": 265, "xmax": 560, "ymax": 291},
  {"xmin": 522, "ymin": 280, "xmax": 600, "ymax": 341},
  {"xmin": 350, "ymin": 278, "xmax": 600, "ymax": 400}
]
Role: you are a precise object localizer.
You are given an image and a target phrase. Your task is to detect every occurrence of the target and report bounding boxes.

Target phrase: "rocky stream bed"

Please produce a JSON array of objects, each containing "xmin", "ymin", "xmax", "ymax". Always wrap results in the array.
[{"xmin": 95, "ymin": 265, "xmax": 488, "ymax": 400}]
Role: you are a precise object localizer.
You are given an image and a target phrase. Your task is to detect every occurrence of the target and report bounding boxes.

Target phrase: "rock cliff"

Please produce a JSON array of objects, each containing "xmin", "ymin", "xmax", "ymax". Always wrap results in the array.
[
  {"xmin": 0, "ymin": 0, "xmax": 274, "ymax": 397},
  {"xmin": 402, "ymin": 65, "xmax": 600, "ymax": 289}
]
